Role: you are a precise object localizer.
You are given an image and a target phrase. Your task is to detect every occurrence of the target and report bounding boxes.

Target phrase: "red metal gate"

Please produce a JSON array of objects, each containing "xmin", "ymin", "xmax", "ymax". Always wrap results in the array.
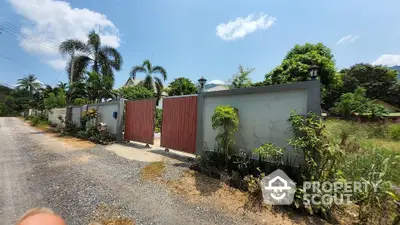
[
  {"xmin": 161, "ymin": 96, "xmax": 197, "ymax": 154},
  {"xmin": 125, "ymin": 99, "xmax": 156, "ymax": 144}
]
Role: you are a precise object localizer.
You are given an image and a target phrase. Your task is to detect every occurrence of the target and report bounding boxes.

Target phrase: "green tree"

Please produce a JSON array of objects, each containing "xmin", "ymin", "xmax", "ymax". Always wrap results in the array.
[
  {"xmin": 86, "ymin": 71, "xmax": 113, "ymax": 103},
  {"xmin": 44, "ymin": 90, "xmax": 67, "ymax": 109},
  {"xmin": 341, "ymin": 63, "xmax": 398, "ymax": 106},
  {"xmin": 59, "ymin": 39, "xmax": 87, "ymax": 82},
  {"xmin": 267, "ymin": 43, "xmax": 335, "ymax": 86},
  {"xmin": 69, "ymin": 81, "xmax": 87, "ymax": 102},
  {"xmin": 266, "ymin": 43, "xmax": 336, "ymax": 108},
  {"xmin": 112, "ymin": 85, "xmax": 154, "ymax": 100},
  {"xmin": 0, "ymin": 89, "xmax": 30, "ymax": 115},
  {"xmin": 62, "ymin": 31, "xmax": 123, "ymax": 84},
  {"xmin": 17, "ymin": 74, "xmax": 42, "ymax": 96},
  {"xmin": 333, "ymin": 88, "xmax": 388, "ymax": 119},
  {"xmin": 167, "ymin": 77, "xmax": 197, "ymax": 96},
  {"xmin": 130, "ymin": 60, "xmax": 167, "ymax": 105},
  {"xmin": 230, "ymin": 65, "xmax": 253, "ymax": 89},
  {"xmin": 57, "ymin": 81, "xmax": 68, "ymax": 93}
]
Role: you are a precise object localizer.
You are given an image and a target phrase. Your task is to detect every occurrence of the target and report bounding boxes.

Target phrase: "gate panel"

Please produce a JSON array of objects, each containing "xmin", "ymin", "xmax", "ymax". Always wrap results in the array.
[
  {"xmin": 125, "ymin": 99, "xmax": 155, "ymax": 144},
  {"xmin": 161, "ymin": 96, "xmax": 197, "ymax": 154}
]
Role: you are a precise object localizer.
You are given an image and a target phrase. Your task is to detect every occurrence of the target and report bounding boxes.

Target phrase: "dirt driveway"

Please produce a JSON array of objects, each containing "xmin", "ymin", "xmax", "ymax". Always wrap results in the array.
[{"xmin": 0, "ymin": 117, "xmax": 257, "ymax": 225}]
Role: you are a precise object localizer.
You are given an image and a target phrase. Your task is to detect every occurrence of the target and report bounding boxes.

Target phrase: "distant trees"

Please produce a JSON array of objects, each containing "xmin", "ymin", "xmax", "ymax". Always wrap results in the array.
[
  {"xmin": 167, "ymin": 77, "xmax": 197, "ymax": 96},
  {"xmin": 130, "ymin": 60, "xmax": 167, "ymax": 105},
  {"xmin": 333, "ymin": 88, "xmax": 388, "ymax": 119},
  {"xmin": 44, "ymin": 90, "xmax": 67, "ymax": 110},
  {"xmin": 340, "ymin": 64, "xmax": 398, "ymax": 105},
  {"xmin": 17, "ymin": 74, "xmax": 42, "ymax": 95},
  {"xmin": 230, "ymin": 65, "xmax": 253, "ymax": 89}
]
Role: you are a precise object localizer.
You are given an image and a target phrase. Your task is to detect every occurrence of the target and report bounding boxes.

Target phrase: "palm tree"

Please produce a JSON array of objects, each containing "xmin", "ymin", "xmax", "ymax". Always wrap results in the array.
[
  {"xmin": 59, "ymin": 39, "xmax": 87, "ymax": 83},
  {"xmin": 61, "ymin": 31, "xmax": 123, "ymax": 84},
  {"xmin": 57, "ymin": 81, "xmax": 68, "ymax": 92},
  {"xmin": 17, "ymin": 74, "xmax": 42, "ymax": 95},
  {"xmin": 130, "ymin": 60, "xmax": 167, "ymax": 105}
]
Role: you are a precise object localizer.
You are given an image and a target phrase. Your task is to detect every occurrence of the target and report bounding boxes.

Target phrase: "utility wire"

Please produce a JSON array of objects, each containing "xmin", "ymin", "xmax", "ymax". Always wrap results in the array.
[
  {"xmin": 0, "ymin": 20, "xmax": 67, "ymax": 86},
  {"xmin": 0, "ymin": 21, "xmax": 59, "ymax": 53},
  {"xmin": 0, "ymin": 19, "xmax": 60, "ymax": 48}
]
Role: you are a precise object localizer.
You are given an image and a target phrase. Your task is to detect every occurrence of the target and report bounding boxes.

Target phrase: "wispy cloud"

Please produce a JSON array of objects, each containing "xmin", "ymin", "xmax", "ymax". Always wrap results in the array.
[
  {"xmin": 7, "ymin": 0, "xmax": 120, "ymax": 70},
  {"xmin": 372, "ymin": 54, "xmax": 400, "ymax": 66},
  {"xmin": 216, "ymin": 13, "xmax": 276, "ymax": 41},
  {"xmin": 336, "ymin": 34, "xmax": 360, "ymax": 45}
]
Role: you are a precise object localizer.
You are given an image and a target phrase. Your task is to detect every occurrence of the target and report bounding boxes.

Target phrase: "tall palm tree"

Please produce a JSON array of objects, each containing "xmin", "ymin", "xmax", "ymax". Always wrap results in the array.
[
  {"xmin": 17, "ymin": 74, "xmax": 42, "ymax": 95},
  {"xmin": 59, "ymin": 39, "xmax": 87, "ymax": 83},
  {"xmin": 62, "ymin": 31, "xmax": 123, "ymax": 84},
  {"xmin": 130, "ymin": 60, "xmax": 167, "ymax": 105}
]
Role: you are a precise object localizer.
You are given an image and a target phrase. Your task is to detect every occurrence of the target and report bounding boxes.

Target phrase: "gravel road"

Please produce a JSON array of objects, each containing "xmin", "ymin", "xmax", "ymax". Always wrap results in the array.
[{"xmin": 0, "ymin": 117, "xmax": 253, "ymax": 225}]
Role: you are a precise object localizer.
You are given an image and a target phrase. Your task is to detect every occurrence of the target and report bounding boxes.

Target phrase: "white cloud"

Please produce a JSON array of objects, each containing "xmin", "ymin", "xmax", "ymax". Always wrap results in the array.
[
  {"xmin": 47, "ymin": 59, "xmax": 67, "ymax": 70},
  {"xmin": 372, "ymin": 54, "xmax": 400, "ymax": 66},
  {"xmin": 336, "ymin": 34, "xmax": 360, "ymax": 45},
  {"xmin": 216, "ymin": 13, "xmax": 276, "ymax": 41},
  {"xmin": 7, "ymin": 0, "xmax": 120, "ymax": 70}
]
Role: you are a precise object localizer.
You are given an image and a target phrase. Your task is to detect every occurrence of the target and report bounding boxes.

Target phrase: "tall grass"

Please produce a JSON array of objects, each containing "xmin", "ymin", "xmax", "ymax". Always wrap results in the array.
[{"xmin": 325, "ymin": 119, "xmax": 400, "ymax": 185}]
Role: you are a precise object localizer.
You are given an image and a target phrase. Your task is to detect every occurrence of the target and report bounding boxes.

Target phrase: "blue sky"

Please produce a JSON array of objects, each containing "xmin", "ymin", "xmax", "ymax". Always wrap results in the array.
[{"xmin": 0, "ymin": 0, "xmax": 399, "ymax": 88}]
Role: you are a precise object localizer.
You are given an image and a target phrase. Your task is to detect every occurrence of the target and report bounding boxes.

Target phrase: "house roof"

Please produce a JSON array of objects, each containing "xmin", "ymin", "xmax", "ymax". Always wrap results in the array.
[{"xmin": 371, "ymin": 99, "xmax": 400, "ymax": 112}]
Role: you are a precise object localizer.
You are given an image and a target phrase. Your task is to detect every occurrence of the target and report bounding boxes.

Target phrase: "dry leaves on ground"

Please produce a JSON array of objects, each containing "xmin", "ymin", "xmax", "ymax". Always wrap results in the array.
[{"xmin": 167, "ymin": 170, "xmax": 329, "ymax": 225}]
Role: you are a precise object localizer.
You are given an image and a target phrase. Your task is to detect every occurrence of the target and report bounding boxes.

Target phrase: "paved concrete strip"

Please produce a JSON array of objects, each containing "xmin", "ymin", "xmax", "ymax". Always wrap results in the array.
[{"xmin": 105, "ymin": 144, "xmax": 164, "ymax": 162}]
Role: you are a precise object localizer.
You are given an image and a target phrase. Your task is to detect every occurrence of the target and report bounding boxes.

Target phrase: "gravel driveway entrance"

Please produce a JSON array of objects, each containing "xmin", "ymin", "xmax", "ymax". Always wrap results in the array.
[{"xmin": 0, "ymin": 117, "xmax": 253, "ymax": 225}]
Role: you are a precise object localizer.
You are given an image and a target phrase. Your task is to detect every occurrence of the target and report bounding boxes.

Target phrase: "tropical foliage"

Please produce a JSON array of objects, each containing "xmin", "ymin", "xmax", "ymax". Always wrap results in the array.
[
  {"xmin": 43, "ymin": 90, "xmax": 67, "ymax": 109},
  {"xmin": 112, "ymin": 85, "xmax": 154, "ymax": 100},
  {"xmin": 61, "ymin": 31, "xmax": 123, "ymax": 84},
  {"xmin": 130, "ymin": 60, "xmax": 167, "ymax": 105},
  {"xmin": 230, "ymin": 65, "xmax": 253, "ymax": 89},
  {"xmin": 333, "ymin": 87, "xmax": 389, "ymax": 119},
  {"xmin": 167, "ymin": 77, "xmax": 197, "ymax": 96},
  {"xmin": 17, "ymin": 74, "xmax": 42, "ymax": 95}
]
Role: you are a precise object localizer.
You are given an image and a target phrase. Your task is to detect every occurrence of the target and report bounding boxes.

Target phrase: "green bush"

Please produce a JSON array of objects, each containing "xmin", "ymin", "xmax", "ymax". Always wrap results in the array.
[
  {"xmin": 388, "ymin": 124, "xmax": 400, "ymax": 141},
  {"xmin": 289, "ymin": 111, "xmax": 344, "ymax": 217},
  {"xmin": 155, "ymin": 108, "xmax": 162, "ymax": 133},
  {"xmin": 252, "ymin": 143, "xmax": 284, "ymax": 165},
  {"xmin": 31, "ymin": 117, "xmax": 40, "ymax": 126},
  {"xmin": 211, "ymin": 105, "xmax": 239, "ymax": 162}
]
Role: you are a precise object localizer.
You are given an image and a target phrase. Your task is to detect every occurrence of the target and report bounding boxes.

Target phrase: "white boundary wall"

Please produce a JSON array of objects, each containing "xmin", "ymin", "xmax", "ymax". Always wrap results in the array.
[
  {"xmin": 48, "ymin": 108, "xmax": 66, "ymax": 125},
  {"xmin": 68, "ymin": 99, "xmax": 124, "ymax": 139}
]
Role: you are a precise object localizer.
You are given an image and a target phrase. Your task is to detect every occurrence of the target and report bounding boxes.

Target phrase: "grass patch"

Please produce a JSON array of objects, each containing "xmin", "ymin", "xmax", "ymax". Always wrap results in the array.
[
  {"xmin": 325, "ymin": 118, "xmax": 400, "ymax": 185},
  {"xmin": 140, "ymin": 161, "xmax": 166, "ymax": 180}
]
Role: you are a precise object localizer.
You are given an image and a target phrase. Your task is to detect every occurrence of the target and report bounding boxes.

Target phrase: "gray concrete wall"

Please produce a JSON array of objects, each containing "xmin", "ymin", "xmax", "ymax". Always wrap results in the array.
[
  {"xmin": 196, "ymin": 81, "xmax": 321, "ymax": 157},
  {"xmin": 48, "ymin": 108, "xmax": 66, "ymax": 125}
]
